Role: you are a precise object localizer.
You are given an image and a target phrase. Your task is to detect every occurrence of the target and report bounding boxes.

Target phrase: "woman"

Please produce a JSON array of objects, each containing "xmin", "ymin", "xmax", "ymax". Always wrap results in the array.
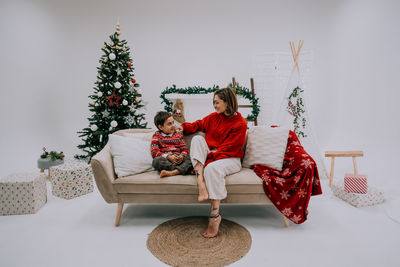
[{"xmin": 176, "ymin": 87, "xmax": 247, "ymax": 238}]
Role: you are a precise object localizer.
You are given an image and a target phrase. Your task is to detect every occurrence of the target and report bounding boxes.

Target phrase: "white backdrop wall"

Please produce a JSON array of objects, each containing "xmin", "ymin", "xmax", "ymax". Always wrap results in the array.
[{"xmin": 0, "ymin": 0, "xmax": 399, "ymax": 189}]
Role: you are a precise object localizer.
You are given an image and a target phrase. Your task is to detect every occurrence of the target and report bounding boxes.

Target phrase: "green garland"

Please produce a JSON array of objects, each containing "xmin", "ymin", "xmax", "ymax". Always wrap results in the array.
[
  {"xmin": 160, "ymin": 83, "xmax": 260, "ymax": 121},
  {"xmin": 286, "ymin": 86, "xmax": 307, "ymax": 138}
]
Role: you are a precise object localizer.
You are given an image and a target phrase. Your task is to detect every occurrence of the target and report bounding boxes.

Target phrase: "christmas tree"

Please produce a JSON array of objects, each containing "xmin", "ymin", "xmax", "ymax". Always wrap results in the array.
[{"xmin": 77, "ymin": 22, "xmax": 147, "ymax": 160}]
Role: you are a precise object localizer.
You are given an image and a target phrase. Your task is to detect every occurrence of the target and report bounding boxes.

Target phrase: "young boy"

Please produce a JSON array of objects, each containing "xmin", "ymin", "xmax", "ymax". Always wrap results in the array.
[{"xmin": 151, "ymin": 111, "xmax": 193, "ymax": 178}]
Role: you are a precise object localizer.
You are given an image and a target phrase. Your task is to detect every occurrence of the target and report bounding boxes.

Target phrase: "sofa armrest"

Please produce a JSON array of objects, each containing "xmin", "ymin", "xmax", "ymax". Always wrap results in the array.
[{"xmin": 90, "ymin": 144, "xmax": 119, "ymax": 203}]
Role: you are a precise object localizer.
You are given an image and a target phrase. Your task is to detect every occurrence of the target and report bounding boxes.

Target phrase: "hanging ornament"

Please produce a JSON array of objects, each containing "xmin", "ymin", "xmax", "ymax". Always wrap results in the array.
[
  {"xmin": 106, "ymin": 92, "xmax": 122, "ymax": 106},
  {"xmin": 114, "ymin": 82, "xmax": 121, "ymax": 89},
  {"xmin": 124, "ymin": 114, "xmax": 135, "ymax": 126},
  {"xmin": 102, "ymin": 110, "xmax": 110, "ymax": 117},
  {"xmin": 129, "ymin": 104, "xmax": 136, "ymax": 112},
  {"xmin": 104, "ymin": 44, "xmax": 106, "ymax": 49},
  {"xmin": 111, "ymin": 120, "xmax": 118, "ymax": 128},
  {"xmin": 135, "ymin": 98, "xmax": 139, "ymax": 103},
  {"xmin": 90, "ymin": 125, "xmax": 98, "ymax": 131},
  {"xmin": 131, "ymin": 79, "xmax": 136, "ymax": 83},
  {"xmin": 103, "ymin": 58, "xmax": 108, "ymax": 63},
  {"xmin": 109, "ymin": 53, "xmax": 116, "ymax": 60},
  {"xmin": 129, "ymin": 84, "xmax": 136, "ymax": 93},
  {"xmin": 127, "ymin": 62, "xmax": 131, "ymax": 67},
  {"xmin": 116, "ymin": 68, "xmax": 122, "ymax": 76},
  {"xmin": 122, "ymin": 99, "xmax": 128, "ymax": 106},
  {"xmin": 97, "ymin": 92, "xmax": 103, "ymax": 97},
  {"xmin": 115, "ymin": 45, "xmax": 119, "ymax": 50}
]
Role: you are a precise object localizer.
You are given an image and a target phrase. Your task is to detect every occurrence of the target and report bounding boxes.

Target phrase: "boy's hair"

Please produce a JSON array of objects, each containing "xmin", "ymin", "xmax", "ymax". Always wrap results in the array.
[
  {"xmin": 214, "ymin": 87, "xmax": 238, "ymax": 116},
  {"xmin": 154, "ymin": 111, "xmax": 172, "ymax": 130}
]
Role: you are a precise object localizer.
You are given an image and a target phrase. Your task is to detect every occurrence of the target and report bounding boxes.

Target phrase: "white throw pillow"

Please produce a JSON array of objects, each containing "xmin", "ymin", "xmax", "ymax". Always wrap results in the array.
[
  {"xmin": 242, "ymin": 126, "xmax": 289, "ymax": 171},
  {"xmin": 108, "ymin": 134, "xmax": 154, "ymax": 178},
  {"xmin": 123, "ymin": 131, "xmax": 155, "ymax": 142}
]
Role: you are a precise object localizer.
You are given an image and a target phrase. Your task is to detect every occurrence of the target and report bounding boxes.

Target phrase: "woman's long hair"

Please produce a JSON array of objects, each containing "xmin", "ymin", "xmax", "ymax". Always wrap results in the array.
[{"xmin": 214, "ymin": 87, "xmax": 238, "ymax": 117}]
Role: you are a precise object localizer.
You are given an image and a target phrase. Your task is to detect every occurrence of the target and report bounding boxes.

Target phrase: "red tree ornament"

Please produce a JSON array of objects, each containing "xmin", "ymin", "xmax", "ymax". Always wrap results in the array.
[
  {"xmin": 106, "ymin": 92, "xmax": 122, "ymax": 107},
  {"xmin": 131, "ymin": 79, "xmax": 136, "ymax": 83},
  {"xmin": 127, "ymin": 62, "xmax": 131, "ymax": 67}
]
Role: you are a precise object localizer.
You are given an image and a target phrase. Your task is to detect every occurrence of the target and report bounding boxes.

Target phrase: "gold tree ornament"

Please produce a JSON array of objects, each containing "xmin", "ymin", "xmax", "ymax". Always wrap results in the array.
[{"xmin": 115, "ymin": 45, "xmax": 119, "ymax": 50}]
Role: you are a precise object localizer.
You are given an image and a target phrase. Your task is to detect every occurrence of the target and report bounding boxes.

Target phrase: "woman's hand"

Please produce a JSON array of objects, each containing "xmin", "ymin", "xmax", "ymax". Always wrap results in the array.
[{"xmin": 176, "ymin": 125, "xmax": 183, "ymax": 132}]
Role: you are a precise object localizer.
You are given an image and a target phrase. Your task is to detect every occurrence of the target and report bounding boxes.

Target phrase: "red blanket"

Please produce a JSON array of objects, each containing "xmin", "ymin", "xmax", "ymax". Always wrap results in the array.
[{"xmin": 251, "ymin": 130, "xmax": 323, "ymax": 224}]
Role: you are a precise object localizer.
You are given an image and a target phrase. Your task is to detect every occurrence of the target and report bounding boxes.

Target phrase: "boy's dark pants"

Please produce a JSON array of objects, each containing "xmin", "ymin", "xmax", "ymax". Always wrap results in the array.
[{"xmin": 152, "ymin": 155, "xmax": 193, "ymax": 175}]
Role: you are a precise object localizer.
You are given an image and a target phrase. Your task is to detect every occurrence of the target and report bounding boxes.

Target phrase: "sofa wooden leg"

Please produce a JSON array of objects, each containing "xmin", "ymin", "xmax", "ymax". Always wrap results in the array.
[
  {"xmin": 115, "ymin": 203, "xmax": 124, "ymax": 227},
  {"xmin": 283, "ymin": 215, "xmax": 290, "ymax": 227}
]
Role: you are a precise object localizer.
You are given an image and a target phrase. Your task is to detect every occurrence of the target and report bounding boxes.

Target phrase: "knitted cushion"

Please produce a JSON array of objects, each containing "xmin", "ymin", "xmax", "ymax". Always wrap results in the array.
[
  {"xmin": 109, "ymin": 134, "xmax": 154, "ymax": 178},
  {"xmin": 242, "ymin": 126, "xmax": 289, "ymax": 171}
]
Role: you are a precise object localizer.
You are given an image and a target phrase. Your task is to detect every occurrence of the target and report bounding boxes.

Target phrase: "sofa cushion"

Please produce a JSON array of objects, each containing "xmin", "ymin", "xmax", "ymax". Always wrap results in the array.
[
  {"xmin": 183, "ymin": 131, "xmax": 205, "ymax": 152},
  {"xmin": 113, "ymin": 129, "xmax": 248, "ymax": 155},
  {"xmin": 123, "ymin": 131, "xmax": 155, "ymax": 141},
  {"xmin": 184, "ymin": 131, "xmax": 247, "ymax": 153},
  {"xmin": 108, "ymin": 134, "xmax": 154, "ymax": 177},
  {"xmin": 242, "ymin": 126, "xmax": 289, "ymax": 171},
  {"xmin": 112, "ymin": 167, "xmax": 264, "ymax": 194},
  {"xmin": 114, "ymin": 128, "xmax": 155, "ymax": 136}
]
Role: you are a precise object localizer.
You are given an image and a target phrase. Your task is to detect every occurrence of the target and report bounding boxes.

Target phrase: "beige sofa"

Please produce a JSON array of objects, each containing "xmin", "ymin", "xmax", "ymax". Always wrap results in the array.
[{"xmin": 91, "ymin": 129, "xmax": 290, "ymax": 227}]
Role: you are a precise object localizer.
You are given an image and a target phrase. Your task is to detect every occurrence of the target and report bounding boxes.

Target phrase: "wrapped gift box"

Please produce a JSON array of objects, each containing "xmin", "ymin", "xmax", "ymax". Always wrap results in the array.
[
  {"xmin": 0, "ymin": 172, "xmax": 47, "ymax": 215},
  {"xmin": 344, "ymin": 173, "xmax": 368, "ymax": 194},
  {"xmin": 50, "ymin": 159, "xmax": 93, "ymax": 199},
  {"xmin": 332, "ymin": 180, "xmax": 384, "ymax": 208}
]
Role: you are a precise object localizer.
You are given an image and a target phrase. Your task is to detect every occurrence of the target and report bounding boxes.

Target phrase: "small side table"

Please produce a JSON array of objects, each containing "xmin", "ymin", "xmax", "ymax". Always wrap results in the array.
[
  {"xmin": 37, "ymin": 157, "xmax": 64, "ymax": 179},
  {"xmin": 324, "ymin": 150, "xmax": 364, "ymax": 187}
]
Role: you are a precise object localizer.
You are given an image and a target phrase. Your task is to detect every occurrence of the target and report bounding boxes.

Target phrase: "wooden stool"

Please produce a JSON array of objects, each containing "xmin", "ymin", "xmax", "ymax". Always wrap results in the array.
[{"xmin": 324, "ymin": 150, "xmax": 364, "ymax": 187}]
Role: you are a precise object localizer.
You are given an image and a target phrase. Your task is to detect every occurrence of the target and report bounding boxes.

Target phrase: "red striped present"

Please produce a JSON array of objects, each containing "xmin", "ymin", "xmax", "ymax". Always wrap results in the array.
[{"xmin": 344, "ymin": 173, "xmax": 368, "ymax": 194}]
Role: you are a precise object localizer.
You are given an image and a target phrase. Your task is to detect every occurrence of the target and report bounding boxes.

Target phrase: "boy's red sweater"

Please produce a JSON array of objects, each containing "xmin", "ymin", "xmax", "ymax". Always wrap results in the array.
[
  {"xmin": 151, "ymin": 131, "xmax": 188, "ymax": 158},
  {"xmin": 181, "ymin": 112, "xmax": 247, "ymax": 166}
]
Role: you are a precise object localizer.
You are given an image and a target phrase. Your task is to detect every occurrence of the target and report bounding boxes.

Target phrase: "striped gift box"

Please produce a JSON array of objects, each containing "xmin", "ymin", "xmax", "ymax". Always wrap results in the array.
[{"xmin": 344, "ymin": 173, "xmax": 368, "ymax": 194}]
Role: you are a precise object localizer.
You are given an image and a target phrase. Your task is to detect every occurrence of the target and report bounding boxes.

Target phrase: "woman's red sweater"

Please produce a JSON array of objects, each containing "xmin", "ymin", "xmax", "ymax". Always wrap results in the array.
[{"xmin": 181, "ymin": 112, "xmax": 247, "ymax": 166}]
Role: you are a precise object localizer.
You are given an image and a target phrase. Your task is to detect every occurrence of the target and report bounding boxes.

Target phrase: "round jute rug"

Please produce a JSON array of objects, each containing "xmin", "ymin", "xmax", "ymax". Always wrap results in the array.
[{"xmin": 146, "ymin": 216, "xmax": 252, "ymax": 267}]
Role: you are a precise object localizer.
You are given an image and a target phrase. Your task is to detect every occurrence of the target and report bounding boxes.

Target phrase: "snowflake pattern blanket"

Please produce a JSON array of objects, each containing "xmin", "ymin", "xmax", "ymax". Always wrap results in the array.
[{"xmin": 251, "ymin": 130, "xmax": 323, "ymax": 224}]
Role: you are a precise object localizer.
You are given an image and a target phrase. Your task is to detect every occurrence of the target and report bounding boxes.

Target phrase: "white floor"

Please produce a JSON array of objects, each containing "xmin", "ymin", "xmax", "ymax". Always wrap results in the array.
[{"xmin": 1, "ymin": 178, "xmax": 400, "ymax": 267}]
